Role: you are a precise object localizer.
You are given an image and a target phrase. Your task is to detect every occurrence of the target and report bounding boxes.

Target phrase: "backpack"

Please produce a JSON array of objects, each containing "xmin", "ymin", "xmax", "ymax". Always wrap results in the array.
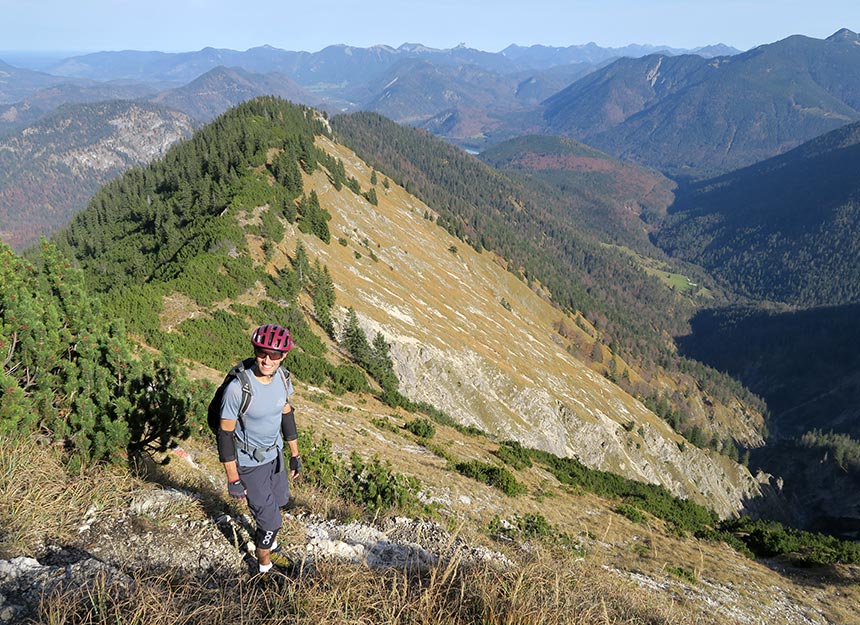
[{"xmin": 206, "ymin": 357, "xmax": 291, "ymax": 435}]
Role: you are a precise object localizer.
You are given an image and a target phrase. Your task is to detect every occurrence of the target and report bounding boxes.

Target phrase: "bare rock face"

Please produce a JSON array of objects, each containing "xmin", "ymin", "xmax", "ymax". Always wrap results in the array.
[
  {"xmin": 56, "ymin": 105, "xmax": 192, "ymax": 173},
  {"xmin": 384, "ymin": 325, "xmax": 765, "ymax": 519}
]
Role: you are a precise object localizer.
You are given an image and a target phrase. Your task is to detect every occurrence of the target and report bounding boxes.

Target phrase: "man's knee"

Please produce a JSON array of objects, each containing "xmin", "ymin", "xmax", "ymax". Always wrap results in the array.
[{"xmin": 255, "ymin": 526, "xmax": 280, "ymax": 550}]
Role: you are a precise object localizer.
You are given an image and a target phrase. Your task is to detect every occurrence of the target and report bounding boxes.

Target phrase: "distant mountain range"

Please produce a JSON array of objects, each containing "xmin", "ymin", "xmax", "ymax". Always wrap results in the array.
[
  {"xmin": 33, "ymin": 41, "xmax": 737, "ymax": 84},
  {"xmin": 0, "ymin": 59, "xmax": 72, "ymax": 103},
  {"xmin": 149, "ymin": 66, "xmax": 323, "ymax": 122},
  {"xmin": 0, "ymin": 38, "xmax": 737, "ymax": 130},
  {"xmin": 6, "ymin": 31, "xmax": 858, "ymax": 180},
  {"xmin": 540, "ymin": 29, "xmax": 860, "ymax": 177}
]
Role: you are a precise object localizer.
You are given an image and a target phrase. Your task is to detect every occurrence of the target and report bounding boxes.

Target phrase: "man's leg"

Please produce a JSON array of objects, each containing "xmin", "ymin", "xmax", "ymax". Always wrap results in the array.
[{"xmin": 239, "ymin": 461, "xmax": 283, "ymax": 571}]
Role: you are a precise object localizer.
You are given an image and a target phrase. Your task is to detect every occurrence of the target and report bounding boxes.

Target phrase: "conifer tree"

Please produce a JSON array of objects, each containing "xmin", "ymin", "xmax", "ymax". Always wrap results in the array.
[
  {"xmin": 297, "ymin": 191, "xmax": 331, "ymax": 243},
  {"xmin": 293, "ymin": 242, "xmax": 310, "ymax": 287},
  {"xmin": 311, "ymin": 261, "xmax": 336, "ymax": 337},
  {"xmin": 370, "ymin": 331, "xmax": 398, "ymax": 393},
  {"xmin": 342, "ymin": 307, "xmax": 372, "ymax": 366}
]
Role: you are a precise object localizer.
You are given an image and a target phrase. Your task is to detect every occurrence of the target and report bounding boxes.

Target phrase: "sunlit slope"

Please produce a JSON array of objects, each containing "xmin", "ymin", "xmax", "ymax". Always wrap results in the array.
[{"xmin": 276, "ymin": 135, "xmax": 764, "ymax": 517}]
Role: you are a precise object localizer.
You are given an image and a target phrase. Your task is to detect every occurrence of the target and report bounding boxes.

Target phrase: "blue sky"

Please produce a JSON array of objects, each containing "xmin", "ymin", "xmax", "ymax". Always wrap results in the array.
[{"xmin": 1, "ymin": 0, "xmax": 857, "ymax": 54}]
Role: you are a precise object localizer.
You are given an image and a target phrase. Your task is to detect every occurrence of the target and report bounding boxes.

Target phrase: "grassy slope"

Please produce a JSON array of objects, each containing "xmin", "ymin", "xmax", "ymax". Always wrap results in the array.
[{"xmin": 3, "ymin": 399, "xmax": 858, "ymax": 624}]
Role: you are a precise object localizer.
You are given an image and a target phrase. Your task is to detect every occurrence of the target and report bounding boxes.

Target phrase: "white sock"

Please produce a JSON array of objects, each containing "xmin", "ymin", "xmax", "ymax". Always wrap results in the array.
[{"xmin": 259, "ymin": 562, "xmax": 273, "ymax": 573}]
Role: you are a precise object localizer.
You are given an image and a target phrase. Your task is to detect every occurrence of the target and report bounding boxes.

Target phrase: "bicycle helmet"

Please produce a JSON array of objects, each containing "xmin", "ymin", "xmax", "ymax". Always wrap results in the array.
[{"xmin": 251, "ymin": 324, "xmax": 293, "ymax": 353}]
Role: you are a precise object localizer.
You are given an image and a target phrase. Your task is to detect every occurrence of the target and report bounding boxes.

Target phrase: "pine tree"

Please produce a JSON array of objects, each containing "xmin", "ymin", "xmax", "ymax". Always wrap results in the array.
[
  {"xmin": 0, "ymin": 242, "xmax": 203, "ymax": 469},
  {"xmin": 342, "ymin": 307, "xmax": 371, "ymax": 365},
  {"xmin": 311, "ymin": 261, "xmax": 336, "ymax": 337},
  {"xmin": 293, "ymin": 242, "xmax": 311, "ymax": 287},
  {"xmin": 370, "ymin": 332, "xmax": 399, "ymax": 393}
]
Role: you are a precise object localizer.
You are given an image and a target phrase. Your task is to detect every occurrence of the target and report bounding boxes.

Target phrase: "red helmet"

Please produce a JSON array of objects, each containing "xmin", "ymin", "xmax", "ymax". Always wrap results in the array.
[{"xmin": 251, "ymin": 324, "xmax": 293, "ymax": 352}]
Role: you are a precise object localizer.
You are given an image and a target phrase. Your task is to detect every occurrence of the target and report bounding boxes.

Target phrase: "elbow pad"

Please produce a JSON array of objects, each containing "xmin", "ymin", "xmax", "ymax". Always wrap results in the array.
[
  {"xmin": 217, "ymin": 427, "xmax": 237, "ymax": 463},
  {"xmin": 281, "ymin": 408, "xmax": 298, "ymax": 442}
]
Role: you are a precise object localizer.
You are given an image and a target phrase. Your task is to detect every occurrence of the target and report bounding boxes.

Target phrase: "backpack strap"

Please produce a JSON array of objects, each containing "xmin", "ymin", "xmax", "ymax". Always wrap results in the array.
[
  {"xmin": 232, "ymin": 360, "xmax": 289, "ymax": 418},
  {"xmin": 234, "ymin": 368, "xmax": 254, "ymax": 420},
  {"xmin": 277, "ymin": 366, "xmax": 291, "ymax": 393}
]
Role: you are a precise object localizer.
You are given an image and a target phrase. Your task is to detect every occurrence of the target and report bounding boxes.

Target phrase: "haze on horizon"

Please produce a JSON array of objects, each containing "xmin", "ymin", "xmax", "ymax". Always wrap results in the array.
[{"xmin": 0, "ymin": 0, "xmax": 857, "ymax": 57}]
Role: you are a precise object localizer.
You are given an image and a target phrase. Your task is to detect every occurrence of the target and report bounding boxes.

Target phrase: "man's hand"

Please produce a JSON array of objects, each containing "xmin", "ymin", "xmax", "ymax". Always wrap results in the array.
[
  {"xmin": 289, "ymin": 455, "xmax": 302, "ymax": 478},
  {"xmin": 227, "ymin": 479, "xmax": 246, "ymax": 499}
]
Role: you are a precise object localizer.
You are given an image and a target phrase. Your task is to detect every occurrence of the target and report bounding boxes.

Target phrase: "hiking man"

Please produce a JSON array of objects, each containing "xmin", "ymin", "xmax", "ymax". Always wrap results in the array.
[{"xmin": 218, "ymin": 323, "xmax": 301, "ymax": 574}]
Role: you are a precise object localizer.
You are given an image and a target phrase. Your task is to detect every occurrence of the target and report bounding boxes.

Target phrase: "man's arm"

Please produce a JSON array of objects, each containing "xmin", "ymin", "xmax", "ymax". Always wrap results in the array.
[
  {"xmin": 219, "ymin": 418, "xmax": 243, "ymax": 496},
  {"xmin": 282, "ymin": 403, "xmax": 301, "ymax": 477}
]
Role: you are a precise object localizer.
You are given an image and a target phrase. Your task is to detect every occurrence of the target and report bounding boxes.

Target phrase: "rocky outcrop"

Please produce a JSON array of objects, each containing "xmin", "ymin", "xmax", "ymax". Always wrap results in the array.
[
  {"xmin": 0, "ymin": 101, "xmax": 194, "ymax": 249},
  {"xmin": 381, "ymin": 322, "xmax": 765, "ymax": 518}
]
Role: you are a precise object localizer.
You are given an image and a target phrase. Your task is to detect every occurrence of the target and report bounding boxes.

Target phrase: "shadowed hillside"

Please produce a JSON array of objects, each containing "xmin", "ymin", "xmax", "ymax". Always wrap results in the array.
[{"xmin": 654, "ymin": 120, "xmax": 860, "ymax": 307}]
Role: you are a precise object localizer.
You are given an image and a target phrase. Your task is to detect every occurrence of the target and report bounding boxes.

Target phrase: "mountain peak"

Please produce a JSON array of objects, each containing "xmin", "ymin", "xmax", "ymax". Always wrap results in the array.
[{"xmin": 826, "ymin": 28, "xmax": 860, "ymax": 43}]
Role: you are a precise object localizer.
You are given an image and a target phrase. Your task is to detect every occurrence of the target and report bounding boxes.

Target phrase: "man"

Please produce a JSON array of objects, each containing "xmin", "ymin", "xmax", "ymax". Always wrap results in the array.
[{"xmin": 218, "ymin": 324, "xmax": 301, "ymax": 573}]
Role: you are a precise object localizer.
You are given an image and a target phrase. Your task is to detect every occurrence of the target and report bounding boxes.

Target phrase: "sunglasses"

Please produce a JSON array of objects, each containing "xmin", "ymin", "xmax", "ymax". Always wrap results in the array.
[{"xmin": 255, "ymin": 347, "xmax": 286, "ymax": 361}]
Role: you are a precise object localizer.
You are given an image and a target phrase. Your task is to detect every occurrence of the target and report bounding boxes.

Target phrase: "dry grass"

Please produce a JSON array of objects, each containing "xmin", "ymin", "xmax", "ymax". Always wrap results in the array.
[
  {"xmin": 0, "ymin": 437, "xmax": 137, "ymax": 557},
  {"xmin": 5, "ymin": 423, "xmax": 858, "ymax": 625},
  {"xmin": 29, "ymin": 546, "xmax": 722, "ymax": 625},
  {"xmin": 2, "ymin": 437, "xmax": 722, "ymax": 625}
]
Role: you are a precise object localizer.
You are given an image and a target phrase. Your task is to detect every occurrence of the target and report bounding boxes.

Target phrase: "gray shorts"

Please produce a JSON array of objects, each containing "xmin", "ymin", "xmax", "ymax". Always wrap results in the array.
[{"xmin": 238, "ymin": 456, "xmax": 290, "ymax": 532}]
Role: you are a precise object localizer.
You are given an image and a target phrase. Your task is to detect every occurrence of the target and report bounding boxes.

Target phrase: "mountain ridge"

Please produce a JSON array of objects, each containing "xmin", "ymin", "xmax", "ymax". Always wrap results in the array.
[
  {"xmin": 0, "ymin": 100, "xmax": 195, "ymax": 249},
  {"xmin": 539, "ymin": 29, "xmax": 860, "ymax": 176}
]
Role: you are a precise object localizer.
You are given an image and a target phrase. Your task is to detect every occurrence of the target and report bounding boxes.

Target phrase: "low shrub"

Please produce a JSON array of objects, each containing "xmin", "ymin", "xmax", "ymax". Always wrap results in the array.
[
  {"xmin": 615, "ymin": 503, "xmax": 647, "ymax": 524},
  {"xmin": 493, "ymin": 440, "xmax": 532, "ymax": 470},
  {"xmin": 404, "ymin": 418, "xmax": 436, "ymax": 439},
  {"xmin": 716, "ymin": 517, "xmax": 860, "ymax": 566},
  {"xmin": 298, "ymin": 431, "xmax": 426, "ymax": 515},
  {"xmin": 454, "ymin": 460, "xmax": 526, "ymax": 496}
]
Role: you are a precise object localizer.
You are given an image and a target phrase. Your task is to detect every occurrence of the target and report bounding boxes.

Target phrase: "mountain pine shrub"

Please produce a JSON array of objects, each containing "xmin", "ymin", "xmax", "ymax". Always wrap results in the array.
[
  {"xmin": 453, "ymin": 459, "xmax": 526, "ymax": 496},
  {"xmin": 1, "ymin": 242, "xmax": 204, "ymax": 470},
  {"xmin": 404, "ymin": 417, "xmax": 436, "ymax": 439},
  {"xmin": 298, "ymin": 431, "xmax": 425, "ymax": 514},
  {"xmin": 493, "ymin": 440, "xmax": 533, "ymax": 470}
]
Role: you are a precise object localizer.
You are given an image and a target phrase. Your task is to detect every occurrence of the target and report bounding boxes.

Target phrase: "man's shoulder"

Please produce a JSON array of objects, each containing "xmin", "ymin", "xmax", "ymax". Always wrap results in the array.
[{"xmin": 223, "ymin": 373, "xmax": 250, "ymax": 398}]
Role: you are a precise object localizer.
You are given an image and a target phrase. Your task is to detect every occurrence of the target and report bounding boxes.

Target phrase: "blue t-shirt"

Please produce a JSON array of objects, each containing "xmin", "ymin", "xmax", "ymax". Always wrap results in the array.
[{"xmin": 220, "ymin": 369, "xmax": 294, "ymax": 467}]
